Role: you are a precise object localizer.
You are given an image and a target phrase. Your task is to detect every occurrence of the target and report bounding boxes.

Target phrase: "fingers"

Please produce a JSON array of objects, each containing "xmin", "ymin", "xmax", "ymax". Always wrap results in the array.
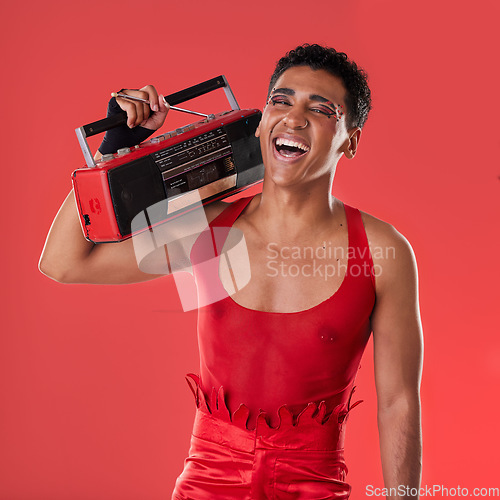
[
  {"xmin": 114, "ymin": 87, "xmax": 156, "ymax": 128},
  {"xmin": 152, "ymin": 94, "xmax": 170, "ymax": 128},
  {"xmin": 140, "ymin": 84, "xmax": 159, "ymax": 113},
  {"xmin": 159, "ymin": 94, "xmax": 170, "ymax": 113},
  {"xmin": 113, "ymin": 85, "xmax": 169, "ymax": 130},
  {"xmin": 114, "ymin": 90, "xmax": 145, "ymax": 128},
  {"xmin": 139, "ymin": 93, "xmax": 170, "ymax": 130}
]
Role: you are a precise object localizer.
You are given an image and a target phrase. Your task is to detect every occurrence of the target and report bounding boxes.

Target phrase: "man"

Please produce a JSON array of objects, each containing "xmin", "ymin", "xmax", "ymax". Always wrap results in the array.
[{"xmin": 40, "ymin": 44, "xmax": 423, "ymax": 499}]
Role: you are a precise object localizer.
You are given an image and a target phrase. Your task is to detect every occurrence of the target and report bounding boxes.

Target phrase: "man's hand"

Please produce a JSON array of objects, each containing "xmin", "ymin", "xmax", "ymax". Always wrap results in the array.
[
  {"xmin": 97, "ymin": 84, "xmax": 170, "ymax": 157},
  {"xmin": 114, "ymin": 84, "xmax": 170, "ymax": 130}
]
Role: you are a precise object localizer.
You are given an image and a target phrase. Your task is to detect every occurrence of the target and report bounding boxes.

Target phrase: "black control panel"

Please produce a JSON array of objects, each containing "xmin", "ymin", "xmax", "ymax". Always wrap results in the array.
[{"xmin": 151, "ymin": 128, "xmax": 230, "ymax": 175}]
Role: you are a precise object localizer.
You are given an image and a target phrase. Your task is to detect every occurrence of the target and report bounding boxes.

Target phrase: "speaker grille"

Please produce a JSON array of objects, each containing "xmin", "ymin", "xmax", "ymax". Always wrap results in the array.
[{"xmin": 108, "ymin": 156, "xmax": 166, "ymax": 237}]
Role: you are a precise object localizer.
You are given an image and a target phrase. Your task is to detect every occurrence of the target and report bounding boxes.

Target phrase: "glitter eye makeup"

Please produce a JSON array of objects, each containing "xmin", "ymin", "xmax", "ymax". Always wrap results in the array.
[
  {"xmin": 270, "ymin": 96, "xmax": 290, "ymax": 106},
  {"xmin": 265, "ymin": 88, "xmax": 345, "ymax": 121},
  {"xmin": 265, "ymin": 88, "xmax": 277, "ymax": 107},
  {"xmin": 312, "ymin": 102, "xmax": 337, "ymax": 118},
  {"xmin": 315, "ymin": 101, "xmax": 345, "ymax": 121},
  {"xmin": 337, "ymin": 104, "xmax": 345, "ymax": 121}
]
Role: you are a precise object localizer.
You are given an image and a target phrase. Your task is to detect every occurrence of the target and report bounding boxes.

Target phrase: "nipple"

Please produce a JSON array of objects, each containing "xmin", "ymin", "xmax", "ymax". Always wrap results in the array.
[{"xmin": 320, "ymin": 332, "xmax": 335, "ymax": 342}]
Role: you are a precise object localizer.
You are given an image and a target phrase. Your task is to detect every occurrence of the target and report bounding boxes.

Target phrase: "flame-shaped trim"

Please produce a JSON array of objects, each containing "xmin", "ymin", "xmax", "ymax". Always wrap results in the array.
[{"xmin": 185, "ymin": 373, "xmax": 363, "ymax": 433}]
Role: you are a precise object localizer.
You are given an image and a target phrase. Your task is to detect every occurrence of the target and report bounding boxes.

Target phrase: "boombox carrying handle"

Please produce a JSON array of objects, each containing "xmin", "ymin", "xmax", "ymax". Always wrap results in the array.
[{"xmin": 76, "ymin": 75, "xmax": 240, "ymax": 168}]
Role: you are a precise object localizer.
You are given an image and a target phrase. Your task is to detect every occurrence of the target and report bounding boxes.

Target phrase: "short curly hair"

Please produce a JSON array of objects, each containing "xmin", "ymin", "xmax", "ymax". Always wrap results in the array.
[{"xmin": 268, "ymin": 44, "xmax": 372, "ymax": 129}]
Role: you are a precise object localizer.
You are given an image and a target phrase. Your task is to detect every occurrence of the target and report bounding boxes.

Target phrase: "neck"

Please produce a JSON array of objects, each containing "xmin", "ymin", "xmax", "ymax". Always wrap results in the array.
[{"xmin": 251, "ymin": 174, "xmax": 340, "ymax": 242}]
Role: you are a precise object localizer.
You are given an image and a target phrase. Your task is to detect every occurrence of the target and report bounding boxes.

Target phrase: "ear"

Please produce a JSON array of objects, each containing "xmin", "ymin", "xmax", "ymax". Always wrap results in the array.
[
  {"xmin": 255, "ymin": 121, "xmax": 261, "ymax": 138},
  {"xmin": 344, "ymin": 127, "xmax": 362, "ymax": 159}
]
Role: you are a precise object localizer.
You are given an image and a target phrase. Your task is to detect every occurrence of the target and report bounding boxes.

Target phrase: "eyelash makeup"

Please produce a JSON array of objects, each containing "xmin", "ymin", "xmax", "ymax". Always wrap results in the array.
[{"xmin": 266, "ymin": 90, "xmax": 343, "ymax": 121}]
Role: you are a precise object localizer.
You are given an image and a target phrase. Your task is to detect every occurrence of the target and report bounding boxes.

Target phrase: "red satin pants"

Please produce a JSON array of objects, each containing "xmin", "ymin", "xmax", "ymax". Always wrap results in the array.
[{"xmin": 172, "ymin": 406, "xmax": 352, "ymax": 499}]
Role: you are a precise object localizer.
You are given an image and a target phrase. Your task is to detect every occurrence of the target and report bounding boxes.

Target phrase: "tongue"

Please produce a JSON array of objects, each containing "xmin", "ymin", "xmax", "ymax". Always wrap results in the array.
[{"xmin": 278, "ymin": 145, "xmax": 304, "ymax": 158}]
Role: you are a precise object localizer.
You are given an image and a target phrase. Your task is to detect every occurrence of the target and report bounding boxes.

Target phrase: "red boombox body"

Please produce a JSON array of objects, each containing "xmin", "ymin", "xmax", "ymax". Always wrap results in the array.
[{"xmin": 72, "ymin": 76, "xmax": 264, "ymax": 243}]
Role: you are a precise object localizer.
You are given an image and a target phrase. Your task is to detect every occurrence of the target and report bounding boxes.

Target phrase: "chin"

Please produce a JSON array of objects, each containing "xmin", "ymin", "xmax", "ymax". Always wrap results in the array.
[{"xmin": 265, "ymin": 169, "xmax": 306, "ymax": 189}]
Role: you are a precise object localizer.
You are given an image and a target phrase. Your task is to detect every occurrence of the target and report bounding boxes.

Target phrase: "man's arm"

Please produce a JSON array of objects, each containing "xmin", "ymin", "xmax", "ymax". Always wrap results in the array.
[
  {"xmin": 367, "ymin": 219, "xmax": 423, "ymax": 499},
  {"xmin": 39, "ymin": 189, "xmax": 165, "ymax": 284},
  {"xmin": 39, "ymin": 185, "xmax": 229, "ymax": 284},
  {"xmin": 40, "ymin": 85, "xmax": 172, "ymax": 285}
]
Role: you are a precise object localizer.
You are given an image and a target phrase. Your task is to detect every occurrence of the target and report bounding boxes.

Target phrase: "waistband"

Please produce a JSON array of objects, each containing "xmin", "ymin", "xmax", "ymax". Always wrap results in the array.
[{"xmin": 186, "ymin": 374, "xmax": 362, "ymax": 452}]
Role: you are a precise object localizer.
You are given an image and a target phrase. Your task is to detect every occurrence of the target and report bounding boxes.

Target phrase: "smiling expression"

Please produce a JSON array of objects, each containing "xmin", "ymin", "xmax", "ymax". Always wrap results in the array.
[{"xmin": 256, "ymin": 66, "xmax": 355, "ymax": 188}]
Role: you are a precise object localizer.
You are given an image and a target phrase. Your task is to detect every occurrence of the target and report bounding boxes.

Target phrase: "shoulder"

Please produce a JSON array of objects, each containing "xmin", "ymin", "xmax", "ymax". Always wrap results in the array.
[
  {"xmin": 358, "ymin": 209, "xmax": 418, "ymax": 292},
  {"xmin": 358, "ymin": 210, "xmax": 414, "ymax": 255},
  {"xmin": 204, "ymin": 199, "xmax": 232, "ymax": 224},
  {"xmin": 204, "ymin": 193, "xmax": 260, "ymax": 225}
]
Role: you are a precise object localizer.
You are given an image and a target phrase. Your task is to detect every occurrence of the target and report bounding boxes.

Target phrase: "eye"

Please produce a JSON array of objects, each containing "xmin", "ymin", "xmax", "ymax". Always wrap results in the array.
[
  {"xmin": 310, "ymin": 106, "xmax": 336, "ymax": 117},
  {"xmin": 269, "ymin": 96, "xmax": 292, "ymax": 106}
]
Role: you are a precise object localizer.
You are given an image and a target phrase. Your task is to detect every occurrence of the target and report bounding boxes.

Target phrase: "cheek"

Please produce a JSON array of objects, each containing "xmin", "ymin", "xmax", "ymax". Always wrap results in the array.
[
  {"xmin": 255, "ymin": 114, "xmax": 274, "ymax": 140},
  {"xmin": 321, "ymin": 117, "xmax": 339, "ymax": 131},
  {"xmin": 320, "ymin": 120, "xmax": 341, "ymax": 140},
  {"xmin": 261, "ymin": 105, "xmax": 286, "ymax": 127},
  {"xmin": 315, "ymin": 126, "xmax": 342, "ymax": 157}
]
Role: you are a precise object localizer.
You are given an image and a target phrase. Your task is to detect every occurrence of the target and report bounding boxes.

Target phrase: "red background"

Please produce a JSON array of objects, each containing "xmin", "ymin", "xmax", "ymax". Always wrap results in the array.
[{"xmin": 1, "ymin": 0, "xmax": 499, "ymax": 498}]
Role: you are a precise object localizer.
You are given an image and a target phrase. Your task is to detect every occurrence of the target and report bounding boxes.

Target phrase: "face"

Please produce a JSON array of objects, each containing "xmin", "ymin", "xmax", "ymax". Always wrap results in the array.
[{"xmin": 256, "ymin": 66, "xmax": 360, "ymax": 188}]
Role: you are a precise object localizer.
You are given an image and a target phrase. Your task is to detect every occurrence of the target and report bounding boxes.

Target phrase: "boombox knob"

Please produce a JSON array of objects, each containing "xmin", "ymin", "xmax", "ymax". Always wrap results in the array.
[{"xmin": 100, "ymin": 154, "xmax": 115, "ymax": 162}]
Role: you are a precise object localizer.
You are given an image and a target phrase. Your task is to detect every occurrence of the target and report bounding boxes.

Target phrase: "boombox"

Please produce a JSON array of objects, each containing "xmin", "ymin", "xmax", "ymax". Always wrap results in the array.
[{"xmin": 72, "ymin": 76, "xmax": 264, "ymax": 243}]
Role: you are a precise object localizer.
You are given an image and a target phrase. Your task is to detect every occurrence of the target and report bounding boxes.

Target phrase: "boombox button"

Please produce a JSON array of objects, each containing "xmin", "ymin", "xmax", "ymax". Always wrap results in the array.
[
  {"xmin": 151, "ymin": 136, "xmax": 165, "ymax": 144},
  {"xmin": 117, "ymin": 147, "xmax": 131, "ymax": 156},
  {"xmin": 101, "ymin": 154, "xmax": 115, "ymax": 162},
  {"xmin": 176, "ymin": 124, "xmax": 195, "ymax": 135}
]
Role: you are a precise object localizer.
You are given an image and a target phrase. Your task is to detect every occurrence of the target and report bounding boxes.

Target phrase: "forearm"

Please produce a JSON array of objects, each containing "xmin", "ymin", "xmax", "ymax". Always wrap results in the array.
[
  {"xmin": 39, "ymin": 189, "xmax": 95, "ymax": 282},
  {"xmin": 378, "ymin": 394, "xmax": 422, "ymax": 499}
]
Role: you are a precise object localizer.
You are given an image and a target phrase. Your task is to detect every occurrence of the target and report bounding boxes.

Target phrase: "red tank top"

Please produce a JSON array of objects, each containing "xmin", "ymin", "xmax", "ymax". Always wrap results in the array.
[{"xmin": 190, "ymin": 195, "xmax": 375, "ymax": 429}]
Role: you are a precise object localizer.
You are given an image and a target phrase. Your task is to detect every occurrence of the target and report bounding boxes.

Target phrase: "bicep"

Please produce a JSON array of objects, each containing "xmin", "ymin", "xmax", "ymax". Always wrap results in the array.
[
  {"xmin": 371, "ymin": 233, "xmax": 423, "ymax": 408},
  {"xmin": 70, "ymin": 237, "xmax": 167, "ymax": 284},
  {"xmin": 72, "ymin": 200, "xmax": 230, "ymax": 285}
]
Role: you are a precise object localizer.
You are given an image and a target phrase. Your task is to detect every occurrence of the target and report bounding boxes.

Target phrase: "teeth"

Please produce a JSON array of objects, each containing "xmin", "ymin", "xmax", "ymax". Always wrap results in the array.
[{"xmin": 275, "ymin": 137, "xmax": 310, "ymax": 152}]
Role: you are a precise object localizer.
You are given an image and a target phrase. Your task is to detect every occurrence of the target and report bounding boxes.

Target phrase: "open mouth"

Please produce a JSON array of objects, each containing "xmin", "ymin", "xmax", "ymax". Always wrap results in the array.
[{"xmin": 273, "ymin": 137, "xmax": 310, "ymax": 159}]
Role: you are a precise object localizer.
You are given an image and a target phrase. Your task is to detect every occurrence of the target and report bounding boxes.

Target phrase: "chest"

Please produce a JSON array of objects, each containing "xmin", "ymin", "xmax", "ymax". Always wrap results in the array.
[{"xmin": 218, "ymin": 224, "xmax": 350, "ymax": 313}]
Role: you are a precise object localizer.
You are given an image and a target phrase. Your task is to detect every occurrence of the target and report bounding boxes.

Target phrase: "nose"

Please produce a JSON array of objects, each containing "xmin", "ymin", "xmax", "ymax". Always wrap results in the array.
[{"xmin": 283, "ymin": 106, "xmax": 308, "ymax": 129}]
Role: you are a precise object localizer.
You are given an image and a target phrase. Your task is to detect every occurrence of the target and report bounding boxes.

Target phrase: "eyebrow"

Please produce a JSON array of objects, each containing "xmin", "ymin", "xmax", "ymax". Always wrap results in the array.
[{"xmin": 271, "ymin": 88, "xmax": 337, "ymax": 106}]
